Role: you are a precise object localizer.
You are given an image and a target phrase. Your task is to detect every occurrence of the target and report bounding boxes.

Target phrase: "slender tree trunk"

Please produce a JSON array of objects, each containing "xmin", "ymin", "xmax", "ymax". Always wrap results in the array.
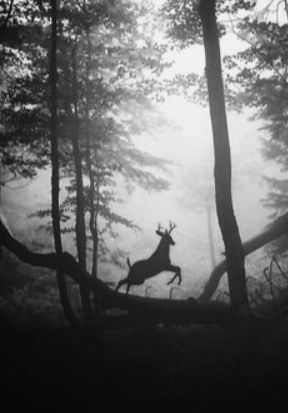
[
  {"xmin": 198, "ymin": 0, "xmax": 249, "ymax": 311},
  {"xmin": 206, "ymin": 200, "xmax": 216, "ymax": 270},
  {"xmin": 49, "ymin": 0, "xmax": 77, "ymax": 327},
  {"xmin": 70, "ymin": 40, "xmax": 92, "ymax": 320},
  {"xmin": 83, "ymin": 27, "xmax": 99, "ymax": 279},
  {"xmin": 86, "ymin": 139, "xmax": 98, "ymax": 279},
  {"xmin": 91, "ymin": 231, "xmax": 98, "ymax": 277},
  {"xmin": 92, "ymin": 175, "xmax": 100, "ymax": 278},
  {"xmin": 71, "ymin": 44, "xmax": 86, "ymax": 270}
]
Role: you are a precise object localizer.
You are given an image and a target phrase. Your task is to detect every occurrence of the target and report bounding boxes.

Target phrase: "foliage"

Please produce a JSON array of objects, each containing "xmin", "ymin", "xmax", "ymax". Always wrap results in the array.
[
  {"xmin": 0, "ymin": 249, "xmax": 71, "ymax": 325},
  {"xmin": 221, "ymin": 5, "xmax": 288, "ymax": 253},
  {"xmin": 159, "ymin": 0, "xmax": 257, "ymax": 109},
  {"xmin": 163, "ymin": 1, "xmax": 288, "ymax": 260},
  {"xmin": 161, "ymin": 0, "xmax": 256, "ymax": 48},
  {"xmin": 0, "ymin": 0, "xmax": 172, "ymax": 271},
  {"xmin": 0, "ymin": 0, "xmax": 51, "ymax": 178}
]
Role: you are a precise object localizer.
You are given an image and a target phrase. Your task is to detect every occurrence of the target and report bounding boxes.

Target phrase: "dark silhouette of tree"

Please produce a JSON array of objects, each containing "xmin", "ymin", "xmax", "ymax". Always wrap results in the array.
[
  {"xmin": 70, "ymin": 39, "xmax": 92, "ymax": 320},
  {"xmin": 163, "ymin": 0, "xmax": 251, "ymax": 311},
  {"xmin": 198, "ymin": 0, "xmax": 248, "ymax": 311},
  {"xmin": 49, "ymin": 0, "xmax": 77, "ymax": 327}
]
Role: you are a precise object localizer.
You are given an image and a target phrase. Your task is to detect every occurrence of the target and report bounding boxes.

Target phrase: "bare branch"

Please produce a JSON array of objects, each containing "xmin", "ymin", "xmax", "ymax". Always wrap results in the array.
[{"xmin": 272, "ymin": 255, "xmax": 288, "ymax": 282}]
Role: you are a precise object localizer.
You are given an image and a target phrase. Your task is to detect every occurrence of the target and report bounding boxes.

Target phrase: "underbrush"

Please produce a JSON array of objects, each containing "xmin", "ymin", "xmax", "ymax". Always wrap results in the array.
[
  {"xmin": 1, "ymin": 313, "xmax": 288, "ymax": 410},
  {"xmin": 2, "ymin": 251, "xmax": 288, "ymax": 409},
  {"xmin": 0, "ymin": 250, "xmax": 82, "ymax": 327}
]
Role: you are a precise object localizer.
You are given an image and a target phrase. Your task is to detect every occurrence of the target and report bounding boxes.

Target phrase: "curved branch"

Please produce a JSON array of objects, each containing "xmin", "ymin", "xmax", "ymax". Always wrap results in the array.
[{"xmin": 199, "ymin": 212, "xmax": 288, "ymax": 301}]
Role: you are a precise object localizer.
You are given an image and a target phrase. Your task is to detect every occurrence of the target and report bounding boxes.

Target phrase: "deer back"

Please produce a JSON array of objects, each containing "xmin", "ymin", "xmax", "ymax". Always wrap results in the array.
[{"xmin": 149, "ymin": 235, "xmax": 171, "ymax": 267}]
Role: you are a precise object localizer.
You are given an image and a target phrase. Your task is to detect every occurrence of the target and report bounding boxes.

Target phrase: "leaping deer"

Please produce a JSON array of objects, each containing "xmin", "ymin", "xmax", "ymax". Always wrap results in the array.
[{"xmin": 115, "ymin": 222, "xmax": 182, "ymax": 294}]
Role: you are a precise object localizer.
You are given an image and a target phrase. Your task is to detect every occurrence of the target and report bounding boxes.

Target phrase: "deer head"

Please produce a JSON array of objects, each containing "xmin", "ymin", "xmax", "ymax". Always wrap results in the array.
[{"xmin": 156, "ymin": 221, "xmax": 176, "ymax": 245}]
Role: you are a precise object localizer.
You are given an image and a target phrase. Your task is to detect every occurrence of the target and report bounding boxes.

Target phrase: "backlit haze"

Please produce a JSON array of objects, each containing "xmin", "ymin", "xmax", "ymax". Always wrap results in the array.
[{"xmin": 2, "ymin": 7, "xmax": 279, "ymax": 298}]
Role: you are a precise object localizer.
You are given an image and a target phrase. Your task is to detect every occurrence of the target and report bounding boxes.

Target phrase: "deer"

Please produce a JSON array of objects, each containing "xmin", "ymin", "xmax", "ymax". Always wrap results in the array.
[{"xmin": 115, "ymin": 222, "xmax": 181, "ymax": 294}]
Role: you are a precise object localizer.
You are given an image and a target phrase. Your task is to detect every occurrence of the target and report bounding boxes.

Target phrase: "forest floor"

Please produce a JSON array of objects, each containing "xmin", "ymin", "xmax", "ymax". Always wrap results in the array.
[
  {"xmin": 1, "ymin": 312, "xmax": 288, "ymax": 411},
  {"xmin": 1, "ymin": 251, "xmax": 288, "ymax": 411}
]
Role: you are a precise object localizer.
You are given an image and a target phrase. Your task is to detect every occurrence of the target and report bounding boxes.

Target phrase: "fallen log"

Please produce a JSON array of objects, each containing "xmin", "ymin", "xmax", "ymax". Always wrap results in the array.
[{"xmin": 0, "ymin": 219, "xmax": 236, "ymax": 326}]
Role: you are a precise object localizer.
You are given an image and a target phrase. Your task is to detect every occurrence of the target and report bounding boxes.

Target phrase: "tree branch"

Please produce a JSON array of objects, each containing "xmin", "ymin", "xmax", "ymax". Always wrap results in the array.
[{"xmin": 199, "ymin": 212, "xmax": 288, "ymax": 301}]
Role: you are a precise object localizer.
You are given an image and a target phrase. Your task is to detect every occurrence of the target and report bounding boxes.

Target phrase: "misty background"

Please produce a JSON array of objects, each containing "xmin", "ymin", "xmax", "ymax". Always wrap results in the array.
[
  {"xmin": 2, "ymin": 0, "xmax": 284, "ymax": 299},
  {"xmin": 2, "ymin": 80, "xmax": 276, "ymax": 298}
]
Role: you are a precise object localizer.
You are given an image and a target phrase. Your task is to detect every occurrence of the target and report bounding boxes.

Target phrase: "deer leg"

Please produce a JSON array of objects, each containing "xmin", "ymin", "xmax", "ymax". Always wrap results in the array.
[
  {"xmin": 126, "ymin": 282, "xmax": 131, "ymax": 295},
  {"xmin": 166, "ymin": 265, "xmax": 182, "ymax": 286},
  {"xmin": 115, "ymin": 278, "xmax": 128, "ymax": 293}
]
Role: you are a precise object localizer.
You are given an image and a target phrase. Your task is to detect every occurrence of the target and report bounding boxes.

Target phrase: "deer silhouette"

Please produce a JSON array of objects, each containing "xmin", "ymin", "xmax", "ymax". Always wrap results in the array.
[{"xmin": 115, "ymin": 222, "xmax": 181, "ymax": 294}]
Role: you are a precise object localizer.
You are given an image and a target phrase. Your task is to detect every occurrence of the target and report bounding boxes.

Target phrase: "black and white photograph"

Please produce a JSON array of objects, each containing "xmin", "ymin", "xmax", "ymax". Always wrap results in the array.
[{"xmin": 1, "ymin": 0, "xmax": 288, "ymax": 410}]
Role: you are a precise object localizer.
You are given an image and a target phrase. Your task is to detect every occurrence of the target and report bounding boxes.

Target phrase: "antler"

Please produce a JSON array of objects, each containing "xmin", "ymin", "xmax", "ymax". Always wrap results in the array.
[
  {"xmin": 157, "ymin": 223, "xmax": 163, "ymax": 232},
  {"xmin": 169, "ymin": 221, "xmax": 176, "ymax": 234}
]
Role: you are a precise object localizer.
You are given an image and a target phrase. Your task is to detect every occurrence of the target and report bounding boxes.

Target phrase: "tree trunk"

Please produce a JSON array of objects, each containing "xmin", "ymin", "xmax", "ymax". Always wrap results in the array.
[
  {"xmin": 92, "ymin": 172, "xmax": 100, "ymax": 278},
  {"xmin": 49, "ymin": 0, "xmax": 77, "ymax": 327},
  {"xmin": 70, "ymin": 43, "xmax": 93, "ymax": 320},
  {"xmin": 198, "ymin": 0, "xmax": 249, "ymax": 311},
  {"xmin": 206, "ymin": 200, "xmax": 216, "ymax": 269},
  {"xmin": 83, "ymin": 27, "xmax": 99, "ymax": 279},
  {"xmin": 86, "ymin": 147, "xmax": 99, "ymax": 279},
  {"xmin": 91, "ymin": 222, "xmax": 98, "ymax": 278},
  {"xmin": 71, "ymin": 44, "xmax": 86, "ymax": 271}
]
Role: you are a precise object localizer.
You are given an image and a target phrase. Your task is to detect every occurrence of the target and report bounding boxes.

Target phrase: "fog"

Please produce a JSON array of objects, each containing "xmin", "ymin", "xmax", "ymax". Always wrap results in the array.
[
  {"xmin": 2, "ymin": 92, "xmax": 276, "ymax": 297},
  {"xmin": 2, "ymin": 28, "xmax": 281, "ymax": 297}
]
